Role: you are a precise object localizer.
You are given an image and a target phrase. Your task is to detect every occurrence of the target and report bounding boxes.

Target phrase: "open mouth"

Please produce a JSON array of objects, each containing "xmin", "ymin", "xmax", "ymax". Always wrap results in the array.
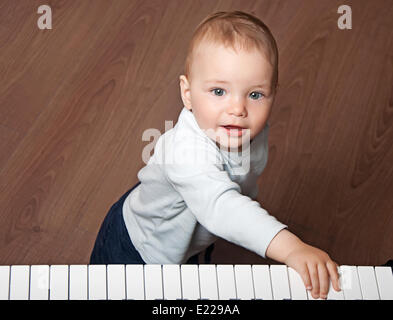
[{"xmin": 222, "ymin": 125, "xmax": 245, "ymax": 136}]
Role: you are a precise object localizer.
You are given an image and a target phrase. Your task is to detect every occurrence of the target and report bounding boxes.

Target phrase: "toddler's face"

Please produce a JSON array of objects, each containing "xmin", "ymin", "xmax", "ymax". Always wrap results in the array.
[{"xmin": 180, "ymin": 41, "xmax": 275, "ymax": 151}]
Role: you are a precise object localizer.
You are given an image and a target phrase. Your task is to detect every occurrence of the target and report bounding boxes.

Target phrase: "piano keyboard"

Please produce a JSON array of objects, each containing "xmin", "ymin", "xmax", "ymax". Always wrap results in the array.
[{"xmin": 0, "ymin": 264, "xmax": 392, "ymax": 300}]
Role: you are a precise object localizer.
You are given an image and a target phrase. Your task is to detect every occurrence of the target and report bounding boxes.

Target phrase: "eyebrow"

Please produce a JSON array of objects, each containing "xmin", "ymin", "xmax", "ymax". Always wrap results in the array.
[{"xmin": 204, "ymin": 80, "xmax": 270, "ymax": 88}]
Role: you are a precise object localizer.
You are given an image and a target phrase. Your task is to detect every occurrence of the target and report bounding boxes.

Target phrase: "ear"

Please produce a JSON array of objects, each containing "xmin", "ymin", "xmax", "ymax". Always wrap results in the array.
[{"xmin": 179, "ymin": 75, "xmax": 192, "ymax": 112}]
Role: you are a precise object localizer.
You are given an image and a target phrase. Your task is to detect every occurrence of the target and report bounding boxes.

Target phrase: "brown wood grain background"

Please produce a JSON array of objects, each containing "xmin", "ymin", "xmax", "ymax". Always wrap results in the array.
[{"xmin": 0, "ymin": 0, "xmax": 392, "ymax": 266}]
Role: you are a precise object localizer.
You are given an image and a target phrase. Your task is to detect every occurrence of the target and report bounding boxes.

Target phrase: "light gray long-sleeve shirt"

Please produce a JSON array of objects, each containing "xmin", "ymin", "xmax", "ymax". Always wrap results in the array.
[{"xmin": 122, "ymin": 106, "xmax": 287, "ymax": 264}]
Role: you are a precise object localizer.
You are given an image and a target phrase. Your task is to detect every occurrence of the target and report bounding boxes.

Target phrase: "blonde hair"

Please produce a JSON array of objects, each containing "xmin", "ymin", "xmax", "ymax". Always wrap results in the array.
[{"xmin": 183, "ymin": 11, "xmax": 279, "ymax": 92}]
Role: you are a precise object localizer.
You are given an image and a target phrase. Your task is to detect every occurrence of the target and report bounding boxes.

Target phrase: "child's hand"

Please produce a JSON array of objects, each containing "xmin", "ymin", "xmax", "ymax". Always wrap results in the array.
[{"xmin": 284, "ymin": 242, "xmax": 341, "ymax": 299}]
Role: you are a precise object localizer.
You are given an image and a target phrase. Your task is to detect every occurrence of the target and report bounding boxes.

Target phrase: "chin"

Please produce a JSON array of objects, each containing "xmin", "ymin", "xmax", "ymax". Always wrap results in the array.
[{"xmin": 215, "ymin": 138, "xmax": 250, "ymax": 152}]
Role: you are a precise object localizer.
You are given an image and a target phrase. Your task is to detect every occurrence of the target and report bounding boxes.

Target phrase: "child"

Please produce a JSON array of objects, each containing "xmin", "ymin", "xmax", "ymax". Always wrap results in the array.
[{"xmin": 90, "ymin": 10, "xmax": 341, "ymax": 300}]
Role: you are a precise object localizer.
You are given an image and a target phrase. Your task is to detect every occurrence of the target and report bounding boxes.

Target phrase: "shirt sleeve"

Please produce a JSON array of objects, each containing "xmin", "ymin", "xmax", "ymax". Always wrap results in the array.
[{"xmin": 163, "ymin": 137, "xmax": 287, "ymax": 258}]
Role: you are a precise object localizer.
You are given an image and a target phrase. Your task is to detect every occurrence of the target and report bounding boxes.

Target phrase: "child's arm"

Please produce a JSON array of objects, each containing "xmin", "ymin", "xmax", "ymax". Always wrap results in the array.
[{"xmin": 265, "ymin": 229, "xmax": 341, "ymax": 299}]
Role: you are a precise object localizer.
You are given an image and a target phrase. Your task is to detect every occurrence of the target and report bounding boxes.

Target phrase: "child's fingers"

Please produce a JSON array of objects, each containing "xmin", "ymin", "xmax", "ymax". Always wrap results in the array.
[
  {"xmin": 308, "ymin": 263, "xmax": 320, "ymax": 299},
  {"xmin": 326, "ymin": 260, "xmax": 341, "ymax": 292},
  {"xmin": 298, "ymin": 264, "xmax": 313, "ymax": 291},
  {"xmin": 317, "ymin": 264, "xmax": 329, "ymax": 299}
]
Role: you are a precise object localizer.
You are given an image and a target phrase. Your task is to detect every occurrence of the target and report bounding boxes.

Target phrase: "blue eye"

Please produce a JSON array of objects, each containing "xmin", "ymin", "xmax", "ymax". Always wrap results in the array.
[
  {"xmin": 211, "ymin": 88, "xmax": 225, "ymax": 96},
  {"xmin": 250, "ymin": 92, "xmax": 264, "ymax": 100},
  {"xmin": 211, "ymin": 88, "xmax": 264, "ymax": 100}
]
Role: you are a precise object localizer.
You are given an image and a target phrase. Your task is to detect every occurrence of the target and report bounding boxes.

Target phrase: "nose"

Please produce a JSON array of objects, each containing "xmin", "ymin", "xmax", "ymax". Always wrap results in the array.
[{"xmin": 226, "ymin": 96, "xmax": 246, "ymax": 117}]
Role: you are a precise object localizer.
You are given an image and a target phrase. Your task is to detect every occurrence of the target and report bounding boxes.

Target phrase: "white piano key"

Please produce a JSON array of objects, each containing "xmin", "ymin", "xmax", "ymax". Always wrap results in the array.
[
  {"xmin": 126, "ymin": 265, "xmax": 144, "ymax": 300},
  {"xmin": 307, "ymin": 289, "xmax": 324, "ymax": 300},
  {"xmin": 270, "ymin": 265, "xmax": 291, "ymax": 300},
  {"xmin": 180, "ymin": 265, "xmax": 200, "ymax": 300},
  {"xmin": 3, "ymin": 263, "xmax": 386, "ymax": 301},
  {"xmin": 162, "ymin": 264, "xmax": 182, "ymax": 300},
  {"xmin": 327, "ymin": 266, "xmax": 345, "ymax": 300},
  {"xmin": 69, "ymin": 265, "xmax": 88, "ymax": 300},
  {"xmin": 341, "ymin": 265, "xmax": 362, "ymax": 300},
  {"xmin": 0, "ymin": 266, "xmax": 10, "ymax": 300},
  {"xmin": 144, "ymin": 264, "xmax": 163, "ymax": 300},
  {"xmin": 50, "ymin": 265, "xmax": 69, "ymax": 300},
  {"xmin": 327, "ymin": 287, "xmax": 345, "ymax": 300},
  {"xmin": 107, "ymin": 265, "xmax": 126, "ymax": 300},
  {"xmin": 30, "ymin": 265, "xmax": 49, "ymax": 300},
  {"xmin": 9, "ymin": 265, "xmax": 30, "ymax": 300},
  {"xmin": 252, "ymin": 265, "xmax": 273, "ymax": 300},
  {"xmin": 88, "ymin": 265, "xmax": 107, "ymax": 300},
  {"xmin": 287, "ymin": 267, "xmax": 308, "ymax": 300},
  {"xmin": 375, "ymin": 266, "xmax": 393, "ymax": 300},
  {"xmin": 234, "ymin": 265, "xmax": 254, "ymax": 300},
  {"xmin": 199, "ymin": 264, "xmax": 218, "ymax": 300},
  {"xmin": 216, "ymin": 265, "xmax": 237, "ymax": 300},
  {"xmin": 357, "ymin": 266, "xmax": 380, "ymax": 300}
]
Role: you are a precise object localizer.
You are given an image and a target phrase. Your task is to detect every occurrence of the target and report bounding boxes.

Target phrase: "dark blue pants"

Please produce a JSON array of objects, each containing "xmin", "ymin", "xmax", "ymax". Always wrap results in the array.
[
  {"xmin": 90, "ymin": 181, "xmax": 145, "ymax": 264},
  {"xmin": 90, "ymin": 181, "xmax": 214, "ymax": 265}
]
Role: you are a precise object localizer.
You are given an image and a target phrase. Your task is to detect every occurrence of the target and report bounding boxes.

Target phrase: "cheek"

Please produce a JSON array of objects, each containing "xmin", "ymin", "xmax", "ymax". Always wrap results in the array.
[
  {"xmin": 194, "ymin": 92, "xmax": 212, "ymax": 107},
  {"xmin": 249, "ymin": 108, "xmax": 269, "ymax": 128},
  {"xmin": 193, "ymin": 95, "xmax": 215, "ymax": 117}
]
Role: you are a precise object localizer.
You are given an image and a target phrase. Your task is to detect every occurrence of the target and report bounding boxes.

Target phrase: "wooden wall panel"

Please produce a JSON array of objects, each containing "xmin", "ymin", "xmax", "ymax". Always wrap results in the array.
[{"xmin": 0, "ymin": 0, "xmax": 391, "ymax": 266}]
